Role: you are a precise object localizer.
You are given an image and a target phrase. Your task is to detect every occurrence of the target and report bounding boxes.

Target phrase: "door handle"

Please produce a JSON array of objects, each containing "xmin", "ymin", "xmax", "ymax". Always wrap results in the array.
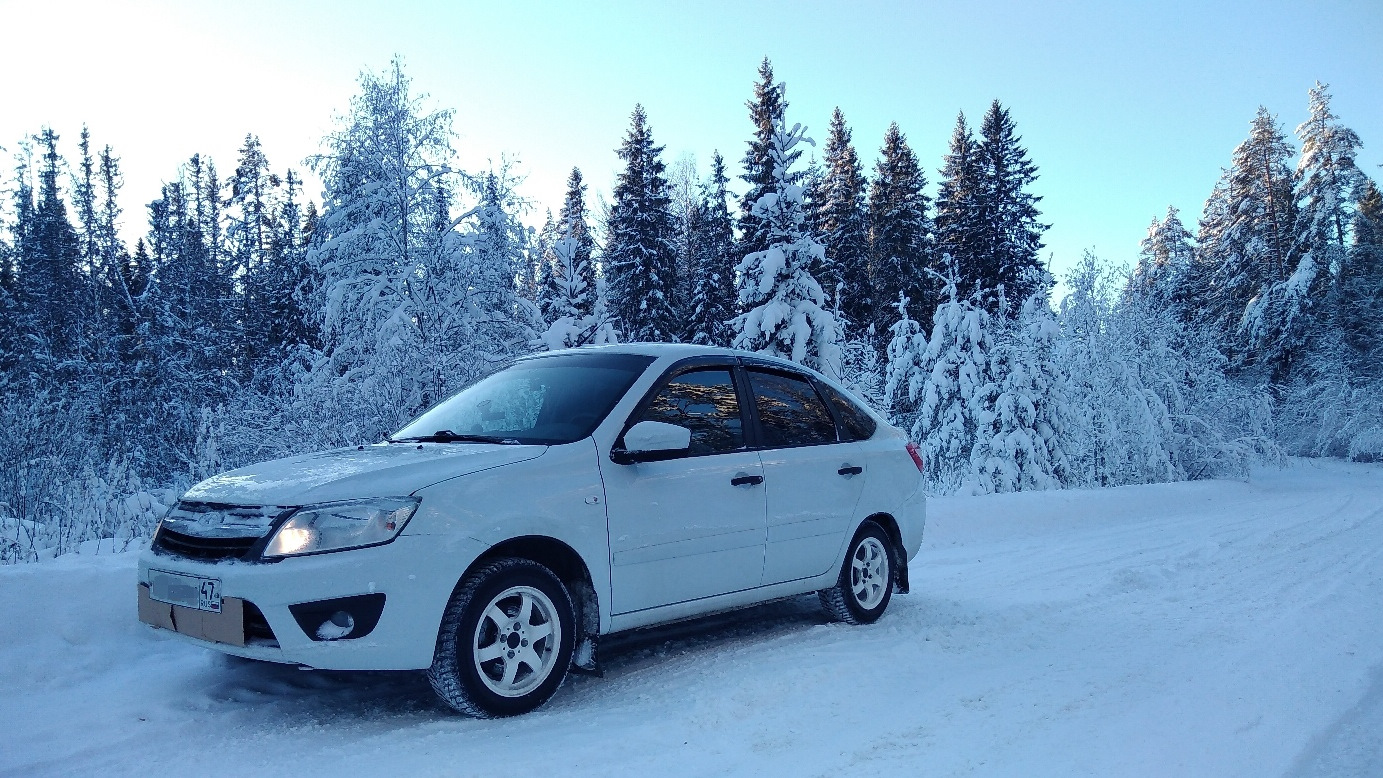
[
  {"xmin": 731, "ymin": 474, "xmax": 764, "ymax": 487},
  {"xmin": 837, "ymin": 465, "xmax": 863, "ymax": 476}
]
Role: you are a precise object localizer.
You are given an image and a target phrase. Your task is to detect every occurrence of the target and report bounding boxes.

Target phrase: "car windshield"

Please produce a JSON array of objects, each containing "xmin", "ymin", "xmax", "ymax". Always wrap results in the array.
[{"xmin": 392, "ymin": 352, "xmax": 655, "ymax": 445}]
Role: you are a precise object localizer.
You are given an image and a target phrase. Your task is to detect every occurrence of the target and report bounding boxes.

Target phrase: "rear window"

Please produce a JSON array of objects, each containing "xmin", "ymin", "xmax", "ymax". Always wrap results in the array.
[{"xmin": 816, "ymin": 382, "xmax": 878, "ymax": 441}]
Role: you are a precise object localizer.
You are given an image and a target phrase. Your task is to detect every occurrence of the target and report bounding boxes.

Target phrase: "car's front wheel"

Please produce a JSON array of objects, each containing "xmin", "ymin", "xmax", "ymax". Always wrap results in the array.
[
  {"xmin": 819, "ymin": 521, "xmax": 895, "ymax": 624},
  {"xmin": 427, "ymin": 557, "xmax": 576, "ymax": 717}
]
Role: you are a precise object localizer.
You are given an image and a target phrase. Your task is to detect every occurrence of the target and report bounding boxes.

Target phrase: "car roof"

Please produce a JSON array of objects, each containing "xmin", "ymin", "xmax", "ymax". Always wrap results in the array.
[
  {"xmin": 520, "ymin": 343, "xmax": 891, "ymax": 426},
  {"xmin": 526, "ymin": 342, "xmax": 800, "ymax": 368}
]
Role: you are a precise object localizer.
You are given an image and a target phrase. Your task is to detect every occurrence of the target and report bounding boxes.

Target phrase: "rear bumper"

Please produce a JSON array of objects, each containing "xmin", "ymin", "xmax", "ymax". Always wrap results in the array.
[{"xmin": 136, "ymin": 534, "xmax": 488, "ymax": 670}]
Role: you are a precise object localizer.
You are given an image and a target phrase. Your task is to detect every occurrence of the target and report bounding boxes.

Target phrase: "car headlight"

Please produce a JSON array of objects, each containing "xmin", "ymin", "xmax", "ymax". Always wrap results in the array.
[{"xmin": 262, "ymin": 497, "xmax": 420, "ymax": 559}]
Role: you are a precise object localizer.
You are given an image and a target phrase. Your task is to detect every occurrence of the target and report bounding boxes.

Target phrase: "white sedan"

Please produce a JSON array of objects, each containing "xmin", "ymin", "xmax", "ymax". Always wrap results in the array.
[{"xmin": 137, "ymin": 344, "xmax": 927, "ymax": 716}]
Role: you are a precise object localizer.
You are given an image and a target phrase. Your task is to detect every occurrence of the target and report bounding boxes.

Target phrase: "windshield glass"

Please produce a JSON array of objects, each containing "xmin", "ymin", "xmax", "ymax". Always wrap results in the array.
[{"xmin": 393, "ymin": 352, "xmax": 655, "ymax": 445}]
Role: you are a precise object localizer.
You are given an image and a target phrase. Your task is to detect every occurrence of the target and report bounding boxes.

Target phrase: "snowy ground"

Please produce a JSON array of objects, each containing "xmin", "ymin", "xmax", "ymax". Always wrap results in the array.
[{"xmin": 2, "ymin": 458, "xmax": 1381, "ymax": 777}]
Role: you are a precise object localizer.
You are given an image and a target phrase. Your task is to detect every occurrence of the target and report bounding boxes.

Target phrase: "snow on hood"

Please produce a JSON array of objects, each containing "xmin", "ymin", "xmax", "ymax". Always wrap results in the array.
[{"xmin": 181, "ymin": 443, "xmax": 546, "ymax": 506}]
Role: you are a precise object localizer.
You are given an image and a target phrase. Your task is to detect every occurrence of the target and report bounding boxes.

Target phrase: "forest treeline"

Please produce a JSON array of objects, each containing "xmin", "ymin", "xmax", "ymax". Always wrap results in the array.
[{"xmin": 2, "ymin": 58, "xmax": 1379, "ymax": 562}]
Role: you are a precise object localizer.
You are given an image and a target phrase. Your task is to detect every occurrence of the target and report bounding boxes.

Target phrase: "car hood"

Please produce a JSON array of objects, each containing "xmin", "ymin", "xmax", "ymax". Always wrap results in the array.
[{"xmin": 181, "ymin": 443, "xmax": 547, "ymax": 506}]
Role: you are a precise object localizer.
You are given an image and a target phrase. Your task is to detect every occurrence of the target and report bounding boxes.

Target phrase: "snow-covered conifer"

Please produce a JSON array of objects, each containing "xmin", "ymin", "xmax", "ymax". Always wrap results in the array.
[
  {"xmin": 685, "ymin": 152, "xmax": 738, "ymax": 346},
  {"xmin": 732, "ymin": 112, "xmax": 842, "ymax": 378},
  {"xmin": 739, "ymin": 59, "xmax": 800, "ymax": 261},
  {"xmin": 605, "ymin": 105, "xmax": 679, "ymax": 342},
  {"xmin": 868, "ymin": 122, "xmax": 932, "ymax": 341},
  {"xmin": 972, "ymin": 272, "xmax": 1071, "ymax": 493},
  {"xmin": 935, "ymin": 113, "xmax": 987, "ymax": 303},
  {"xmin": 813, "ymin": 108, "xmax": 871, "ymax": 332},
  {"xmin": 974, "ymin": 101, "xmax": 1047, "ymax": 315},
  {"xmin": 1132, "ymin": 206, "xmax": 1194, "ymax": 306},
  {"xmin": 909, "ymin": 269, "xmax": 993, "ymax": 491}
]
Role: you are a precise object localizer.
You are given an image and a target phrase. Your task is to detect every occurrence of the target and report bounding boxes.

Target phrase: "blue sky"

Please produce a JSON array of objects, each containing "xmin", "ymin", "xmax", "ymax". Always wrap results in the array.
[{"xmin": 2, "ymin": 0, "xmax": 1379, "ymax": 283}]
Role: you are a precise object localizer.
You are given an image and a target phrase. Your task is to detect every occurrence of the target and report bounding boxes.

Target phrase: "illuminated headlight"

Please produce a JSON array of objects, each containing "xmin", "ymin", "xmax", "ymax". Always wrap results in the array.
[{"xmin": 262, "ymin": 497, "xmax": 419, "ymax": 559}]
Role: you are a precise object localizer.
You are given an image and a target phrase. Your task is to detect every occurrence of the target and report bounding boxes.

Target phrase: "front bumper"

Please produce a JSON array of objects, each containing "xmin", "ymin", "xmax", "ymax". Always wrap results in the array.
[{"xmin": 137, "ymin": 533, "xmax": 488, "ymax": 670}]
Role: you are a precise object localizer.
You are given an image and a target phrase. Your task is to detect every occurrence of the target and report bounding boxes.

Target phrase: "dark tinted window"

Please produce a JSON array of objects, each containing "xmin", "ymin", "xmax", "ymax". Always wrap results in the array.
[
  {"xmin": 748, "ymin": 369, "xmax": 838, "ymax": 448},
  {"xmin": 817, "ymin": 382, "xmax": 878, "ymax": 441},
  {"xmin": 638, "ymin": 368, "xmax": 745, "ymax": 456}
]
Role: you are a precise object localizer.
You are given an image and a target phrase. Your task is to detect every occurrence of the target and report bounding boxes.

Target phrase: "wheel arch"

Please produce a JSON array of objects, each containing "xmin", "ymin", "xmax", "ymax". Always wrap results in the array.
[
  {"xmin": 860, "ymin": 512, "xmax": 910, "ymax": 594},
  {"xmin": 468, "ymin": 535, "xmax": 601, "ymax": 651}
]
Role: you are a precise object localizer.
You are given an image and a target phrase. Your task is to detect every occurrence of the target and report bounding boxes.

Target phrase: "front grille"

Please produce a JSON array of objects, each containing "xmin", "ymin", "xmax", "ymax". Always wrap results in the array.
[
  {"xmin": 153, "ymin": 527, "xmax": 260, "ymax": 561},
  {"xmin": 151, "ymin": 502, "xmax": 291, "ymax": 562}
]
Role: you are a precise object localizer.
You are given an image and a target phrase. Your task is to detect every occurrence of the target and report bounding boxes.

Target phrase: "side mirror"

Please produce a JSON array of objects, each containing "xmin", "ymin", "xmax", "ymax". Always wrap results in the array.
[{"xmin": 612, "ymin": 421, "xmax": 692, "ymax": 464}]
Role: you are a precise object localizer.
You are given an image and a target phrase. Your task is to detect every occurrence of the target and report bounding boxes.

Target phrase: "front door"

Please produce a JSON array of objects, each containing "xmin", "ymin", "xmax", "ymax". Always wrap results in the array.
[{"xmin": 602, "ymin": 366, "xmax": 766, "ymax": 614}]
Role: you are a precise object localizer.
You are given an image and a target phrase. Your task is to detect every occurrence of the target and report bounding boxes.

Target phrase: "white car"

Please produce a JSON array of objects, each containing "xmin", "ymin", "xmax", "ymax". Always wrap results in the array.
[{"xmin": 137, "ymin": 344, "xmax": 926, "ymax": 716}]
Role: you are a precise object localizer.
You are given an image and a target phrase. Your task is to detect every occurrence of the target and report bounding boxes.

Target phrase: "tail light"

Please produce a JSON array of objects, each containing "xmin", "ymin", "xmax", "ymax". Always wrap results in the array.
[{"xmin": 905, "ymin": 441, "xmax": 925, "ymax": 473}]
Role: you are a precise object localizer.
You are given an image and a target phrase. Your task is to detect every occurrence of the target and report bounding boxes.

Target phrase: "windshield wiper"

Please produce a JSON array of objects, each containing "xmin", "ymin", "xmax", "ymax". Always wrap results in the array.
[{"xmin": 393, "ymin": 430, "xmax": 520, "ymax": 444}]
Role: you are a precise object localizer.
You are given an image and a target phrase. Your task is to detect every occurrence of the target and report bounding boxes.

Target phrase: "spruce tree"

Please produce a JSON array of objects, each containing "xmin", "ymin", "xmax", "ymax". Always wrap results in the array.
[
  {"xmin": 1341, "ymin": 181, "xmax": 1383, "ymax": 377},
  {"xmin": 605, "ymin": 104, "xmax": 678, "ymax": 342},
  {"xmin": 739, "ymin": 58, "xmax": 799, "ymax": 260},
  {"xmin": 534, "ymin": 210, "xmax": 560, "ymax": 319},
  {"xmin": 867, "ymin": 122, "xmax": 931, "ymax": 343},
  {"xmin": 1197, "ymin": 106, "xmax": 1299, "ymax": 379},
  {"xmin": 1292, "ymin": 83, "xmax": 1365, "ymax": 277},
  {"xmin": 934, "ymin": 113, "xmax": 987, "ymax": 303},
  {"xmin": 685, "ymin": 151, "xmax": 738, "ymax": 346},
  {"xmin": 555, "ymin": 167, "xmax": 595, "ymax": 320},
  {"xmin": 1132, "ymin": 205, "xmax": 1195, "ymax": 306},
  {"xmin": 974, "ymin": 100, "xmax": 1047, "ymax": 314},
  {"xmin": 18, "ymin": 128, "xmax": 82, "ymax": 361},
  {"xmin": 732, "ymin": 114, "xmax": 842, "ymax": 377},
  {"xmin": 813, "ymin": 108, "xmax": 871, "ymax": 332}
]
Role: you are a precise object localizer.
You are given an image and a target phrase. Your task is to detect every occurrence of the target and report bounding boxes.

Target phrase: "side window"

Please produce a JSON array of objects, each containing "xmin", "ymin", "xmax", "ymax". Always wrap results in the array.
[
  {"xmin": 817, "ymin": 381, "xmax": 878, "ymax": 442},
  {"xmin": 637, "ymin": 368, "xmax": 745, "ymax": 456},
  {"xmin": 747, "ymin": 369, "xmax": 838, "ymax": 448}
]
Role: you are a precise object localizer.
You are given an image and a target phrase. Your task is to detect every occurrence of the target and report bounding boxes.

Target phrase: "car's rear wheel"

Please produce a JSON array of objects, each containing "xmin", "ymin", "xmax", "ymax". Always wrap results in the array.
[
  {"xmin": 428, "ymin": 557, "xmax": 575, "ymax": 717},
  {"xmin": 819, "ymin": 521, "xmax": 894, "ymax": 624}
]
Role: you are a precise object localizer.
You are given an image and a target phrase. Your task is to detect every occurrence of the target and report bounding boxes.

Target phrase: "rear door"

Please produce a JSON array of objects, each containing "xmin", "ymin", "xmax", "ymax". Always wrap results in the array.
[
  {"xmin": 746, "ymin": 367, "xmax": 868, "ymax": 585},
  {"xmin": 602, "ymin": 364, "xmax": 767, "ymax": 614}
]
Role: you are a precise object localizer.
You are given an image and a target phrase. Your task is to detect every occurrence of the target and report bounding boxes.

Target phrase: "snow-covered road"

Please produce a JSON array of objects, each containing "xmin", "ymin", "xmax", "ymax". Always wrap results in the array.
[{"xmin": 3, "ymin": 459, "xmax": 1381, "ymax": 777}]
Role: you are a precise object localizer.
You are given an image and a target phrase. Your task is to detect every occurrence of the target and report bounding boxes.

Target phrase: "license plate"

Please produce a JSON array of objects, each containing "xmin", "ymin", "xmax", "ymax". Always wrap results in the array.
[{"xmin": 148, "ymin": 569, "xmax": 222, "ymax": 613}]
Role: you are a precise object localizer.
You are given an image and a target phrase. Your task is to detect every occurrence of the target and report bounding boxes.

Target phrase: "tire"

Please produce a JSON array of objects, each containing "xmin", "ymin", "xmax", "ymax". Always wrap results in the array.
[
  {"xmin": 427, "ymin": 557, "xmax": 576, "ymax": 717},
  {"xmin": 818, "ymin": 521, "xmax": 895, "ymax": 625}
]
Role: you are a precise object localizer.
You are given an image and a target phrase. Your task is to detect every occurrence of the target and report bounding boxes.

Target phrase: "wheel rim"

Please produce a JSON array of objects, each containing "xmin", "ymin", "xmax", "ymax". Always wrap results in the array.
[
  {"xmin": 472, "ymin": 585, "xmax": 563, "ymax": 698},
  {"xmin": 850, "ymin": 537, "xmax": 889, "ymax": 610}
]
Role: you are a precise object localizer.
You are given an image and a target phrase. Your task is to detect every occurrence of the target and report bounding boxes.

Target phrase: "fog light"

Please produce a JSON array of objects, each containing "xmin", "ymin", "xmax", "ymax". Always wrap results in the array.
[{"xmin": 315, "ymin": 611, "xmax": 355, "ymax": 640}]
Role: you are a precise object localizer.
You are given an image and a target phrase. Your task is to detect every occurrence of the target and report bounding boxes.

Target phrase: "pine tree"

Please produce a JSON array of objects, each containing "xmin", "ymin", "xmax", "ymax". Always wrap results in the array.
[
  {"xmin": 1132, "ymin": 205, "xmax": 1195, "ymax": 305},
  {"xmin": 813, "ymin": 108, "xmax": 871, "ymax": 332},
  {"xmin": 935, "ymin": 113, "xmax": 987, "ymax": 303},
  {"xmin": 1198, "ymin": 106, "xmax": 1299, "ymax": 379},
  {"xmin": 907, "ymin": 269, "xmax": 994, "ymax": 491},
  {"xmin": 973, "ymin": 272, "xmax": 1070, "ymax": 493},
  {"xmin": 554, "ymin": 168, "xmax": 595, "ymax": 320},
  {"xmin": 685, "ymin": 151, "xmax": 738, "ymax": 346},
  {"xmin": 605, "ymin": 104, "xmax": 678, "ymax": 342},
  {"xmin": 1341, "ymin": 181, "xmax": 1383, "ymax": 377},
  {"xmin": 868, "ymin": 122, "xmax": 932, "ymax": 342},
  {"xmin": 732, "ymin": 113, "xmax": 842, "ymax": 377},
  {"xmin": 974, "ymin": 100, "xmax": 1047, "ymax": 314},
  {"xmin": 1292, "ymin": 83, "xmax": 1365, "ymax": 278},
  {"xmin": 18, "ymin": 128, "xmax": 82, "ymax": 361},
  {"xmin": 227, "ymin": 134, "xmax": 286, "ymax": 382},
  {"xmin": 461, "ymin": 165, "xmax": 541, "ymax": 366},
  {"xmin": 533, "ymin": 210, "xmax": 560, "ymax": 318},
  {"xmin": 739, "ymin": 58, "xmax": 799, "ymax": 260},
  {"xmin": 884, "ymin": 292, "xmax": 925, "ymax": 429}
]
